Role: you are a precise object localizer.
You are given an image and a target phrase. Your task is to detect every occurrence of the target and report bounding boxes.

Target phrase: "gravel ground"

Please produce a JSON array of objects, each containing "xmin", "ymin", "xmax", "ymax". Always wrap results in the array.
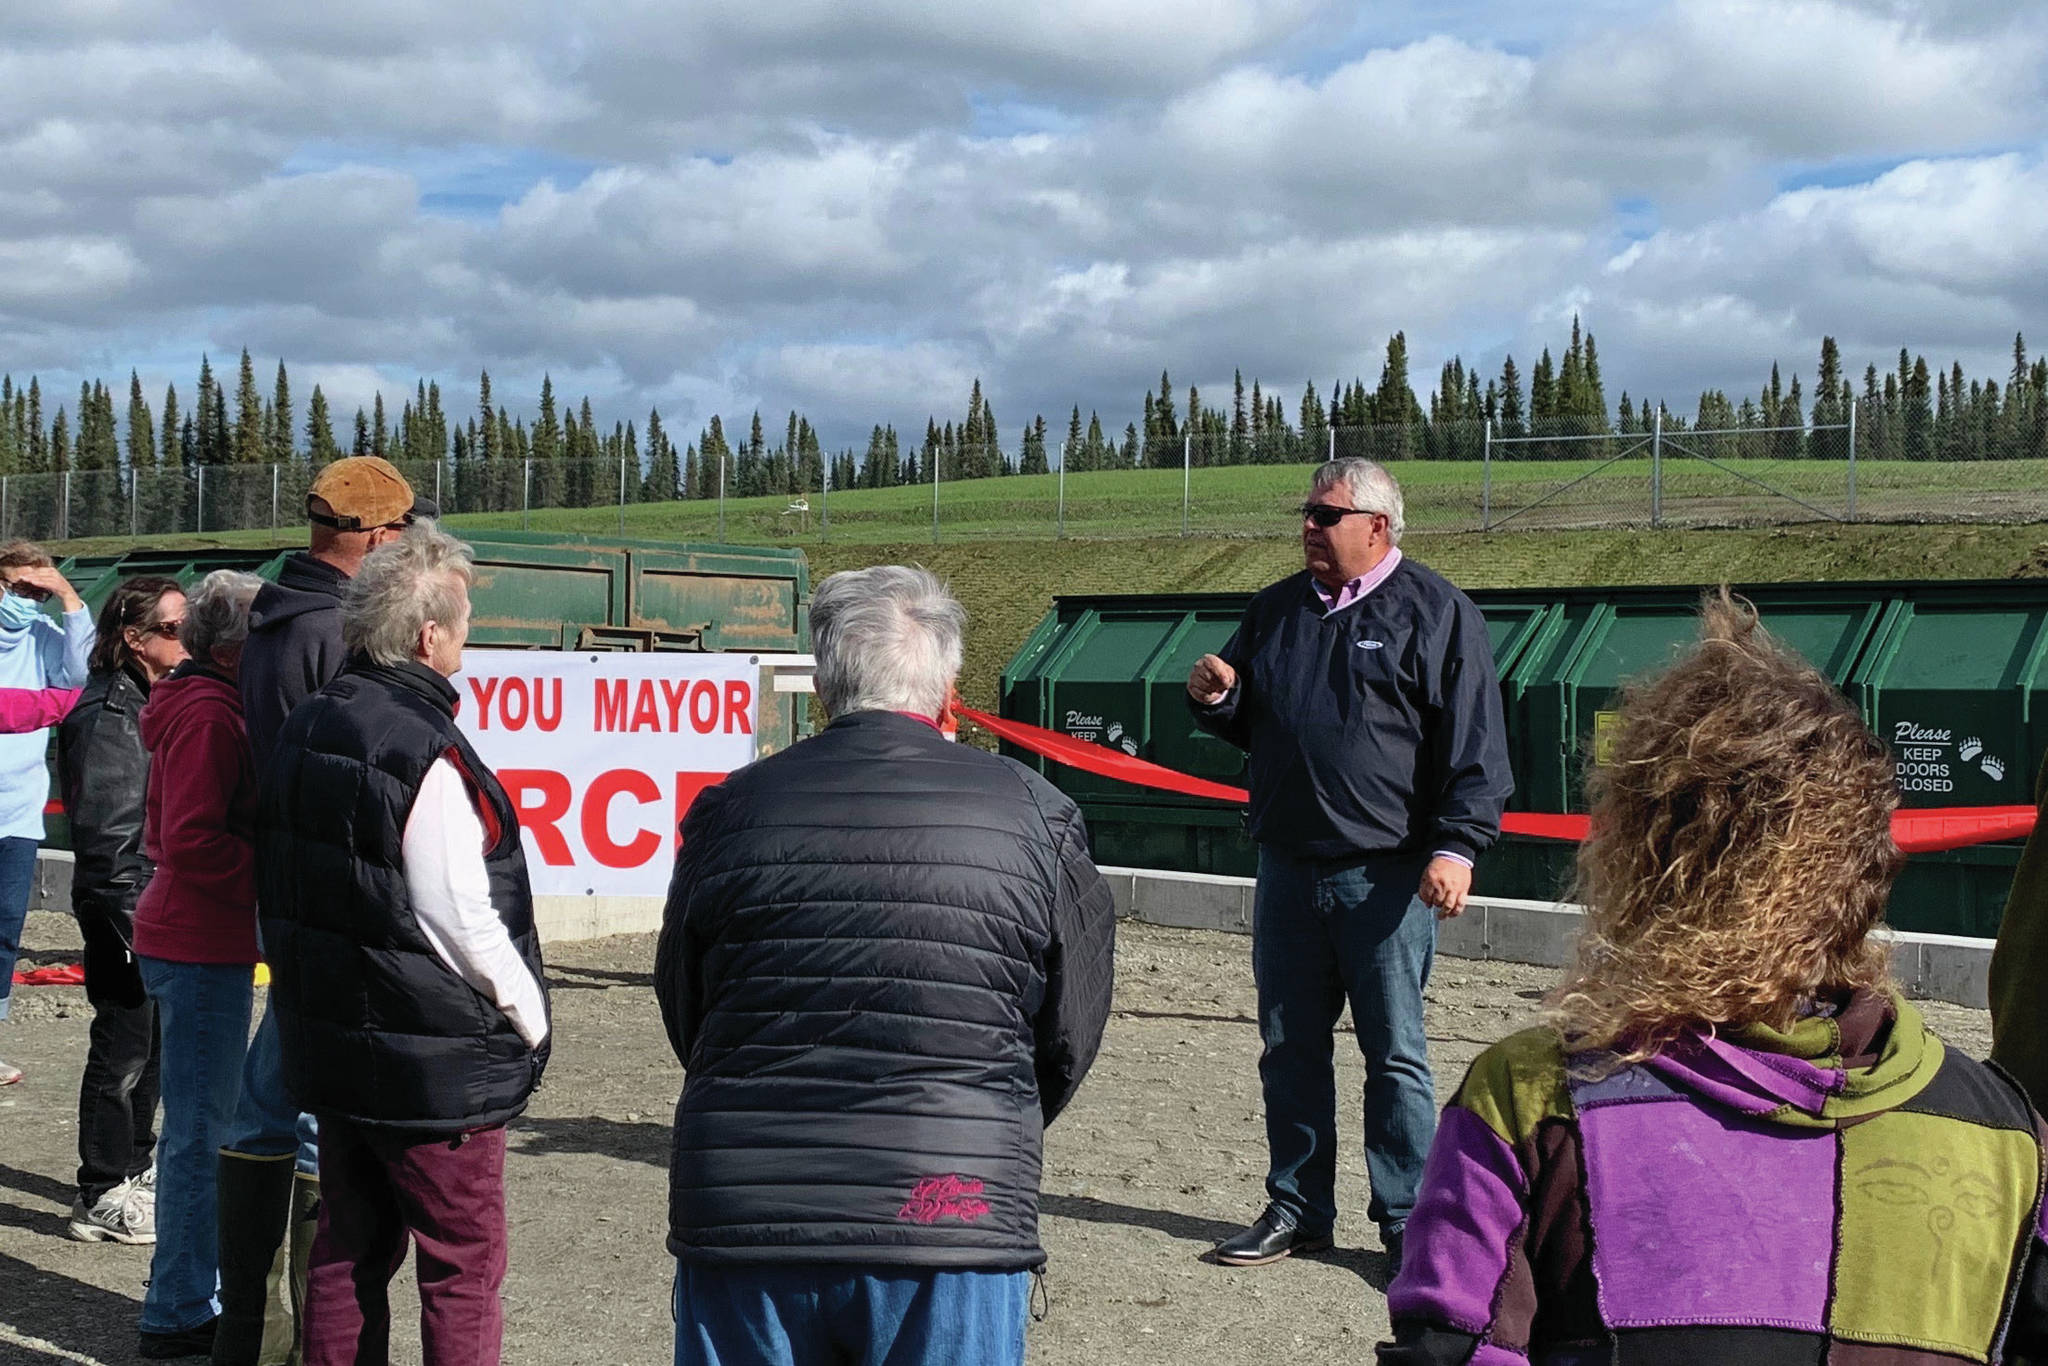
[{"xmin": 0, "ymin": 910, "xmax": 1993, "ymax": 1365}]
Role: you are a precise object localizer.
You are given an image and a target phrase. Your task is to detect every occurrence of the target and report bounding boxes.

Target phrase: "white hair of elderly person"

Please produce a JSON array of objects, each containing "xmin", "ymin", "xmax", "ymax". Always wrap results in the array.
[
  {"xmin": 1312, "ymin": 456, "xmax": 1406, "ymax": 544},
  {"xmin": 179, "ymin": 570, "xmax": 266, "ymax": 676},
  {"xmin": 341, "ymin": 520, "xmax": 475, "ymax": 677},
  {"xmin": 809, "ymin": 564, "xmax": 965, "ymax": 722}
]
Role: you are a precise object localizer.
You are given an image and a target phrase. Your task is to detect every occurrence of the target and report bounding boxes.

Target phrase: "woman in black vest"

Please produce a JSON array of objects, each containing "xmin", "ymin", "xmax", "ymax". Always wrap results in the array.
[
  {"xmin": 58, "ymin": 575, "xmax": 188, "ymax": 1245},
  {"xmin": 256, "ymin": 522, "xmax": 548, "ymax": 1366}
]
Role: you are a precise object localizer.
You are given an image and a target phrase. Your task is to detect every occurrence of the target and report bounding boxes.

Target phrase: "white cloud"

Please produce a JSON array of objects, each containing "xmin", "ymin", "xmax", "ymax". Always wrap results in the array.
[{"xmin": 2, "ymin": 0, "xmax": 2047, "ymax": 449}]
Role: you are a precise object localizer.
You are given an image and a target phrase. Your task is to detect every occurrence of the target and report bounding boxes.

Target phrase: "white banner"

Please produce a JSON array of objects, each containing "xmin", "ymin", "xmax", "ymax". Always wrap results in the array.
[{"xmin": 454, "ymin": 649, "xmax": 761, "ymax": 897}]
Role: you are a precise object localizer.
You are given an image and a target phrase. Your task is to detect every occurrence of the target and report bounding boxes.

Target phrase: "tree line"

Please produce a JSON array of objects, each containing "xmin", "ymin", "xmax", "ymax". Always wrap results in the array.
[{"xmin": 5, "ymin": 325, "xmax": 2046, "ymax": 519}]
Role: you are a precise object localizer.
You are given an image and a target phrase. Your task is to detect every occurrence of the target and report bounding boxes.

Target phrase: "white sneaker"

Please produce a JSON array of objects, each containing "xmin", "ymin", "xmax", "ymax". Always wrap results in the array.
[
  {"xmin": 0, "ymin": 1057, "xmax": 21, "ymax": 1086},
  {"xmin": 126, "ymin": 1167, "xmax": 156, "ymax": 1217},
  {"xmin": 67, "ymin": 1183, "xmax": 156, "ymax": 1244}
]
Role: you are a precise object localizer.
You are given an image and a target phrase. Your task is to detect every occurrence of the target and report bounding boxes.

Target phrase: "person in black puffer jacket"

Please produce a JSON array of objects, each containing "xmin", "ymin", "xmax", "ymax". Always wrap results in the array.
[
  {"xmin": 58, "ymin": 575, "xmax": 188, "ymax": 1244},
  {"xmin": 659, "ymin": 564, "xmax": 1116, "ymax": 1366}
]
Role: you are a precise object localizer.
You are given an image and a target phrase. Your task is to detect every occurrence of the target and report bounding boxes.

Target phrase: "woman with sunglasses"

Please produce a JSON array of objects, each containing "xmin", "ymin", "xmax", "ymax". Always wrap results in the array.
[
  {"xmin": 0, "ymin": 540, "xmax": 94, "ymax": 1088},
  {"xmin": 55, "ymin": 576, "xmax": 188, "ymax": 1245}
]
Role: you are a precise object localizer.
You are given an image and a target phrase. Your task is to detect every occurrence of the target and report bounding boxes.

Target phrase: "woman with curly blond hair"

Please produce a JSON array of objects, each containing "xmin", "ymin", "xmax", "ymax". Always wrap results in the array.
[{"xmin": 1380, "ymin": 594, "xmax": 2048, "ymax": 1365}]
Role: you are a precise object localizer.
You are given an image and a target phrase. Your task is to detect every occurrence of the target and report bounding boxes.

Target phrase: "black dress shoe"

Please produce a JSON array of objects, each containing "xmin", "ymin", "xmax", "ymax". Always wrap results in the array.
[
  {"xmin": 138, "ymin": 1317, "xmax": 216, "ymax": 1360},
  {"xmin": 1213, "ymin": 1206, "xmax": 1334, "ymax": 1266}
]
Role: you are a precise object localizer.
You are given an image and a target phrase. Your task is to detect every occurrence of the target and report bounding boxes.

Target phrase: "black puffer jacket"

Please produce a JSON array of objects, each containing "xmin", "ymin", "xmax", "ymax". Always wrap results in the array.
[
  {"xmin": 658, "ymin": 710, "xmax": 1117, "ymax": 1269},
  {"xmin": 57, "ymin": 667, "xmax": 153, "ymax": 1008}
]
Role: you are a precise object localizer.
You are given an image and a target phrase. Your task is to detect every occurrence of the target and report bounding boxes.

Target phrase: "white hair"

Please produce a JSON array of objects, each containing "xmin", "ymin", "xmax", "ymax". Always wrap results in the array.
[
  {"xmin": 811, "ymin": 565, "xmax": 965, "ymax": 719},
  {"xmin": 1313, "ymin": 457, "xmax": 1405, "ymax": 544},
  {"xmin": 342, "ymin": 520, "xmax": 474, "ymax": 666},
  {"xmin": 181, "ymin": 570, "xmax": 264, "ymax": 665}
]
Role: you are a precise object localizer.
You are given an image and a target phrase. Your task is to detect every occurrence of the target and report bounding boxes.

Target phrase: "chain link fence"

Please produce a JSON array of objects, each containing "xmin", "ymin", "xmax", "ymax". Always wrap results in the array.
[{"xmin": 15, "ymin": 405, "xmax": 2048, "ymax": 547}]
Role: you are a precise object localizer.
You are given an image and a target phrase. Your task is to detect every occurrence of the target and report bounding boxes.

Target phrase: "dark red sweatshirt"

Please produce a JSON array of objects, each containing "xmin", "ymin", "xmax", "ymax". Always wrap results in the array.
[{"xmin": 132, "ymin": 664, "xmax": 258, "ymax": 965}]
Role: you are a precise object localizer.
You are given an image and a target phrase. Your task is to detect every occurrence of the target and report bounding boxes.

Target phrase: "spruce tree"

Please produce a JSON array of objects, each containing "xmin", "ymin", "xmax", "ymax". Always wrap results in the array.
[
  {"xmin": 306, "ymin": 385, "xmax": 341, "ymax": 464},
  {"xmin": 1298, "ymin": 380, "xmax": 1327, "ymax": 461},
  {"xmin": 372, "ymin": 392, "xmax": 388, "ymax": 459},
  {"xmin": 235, "ymin": 349, "xmax": 263, "ymax": 464},
  {"xmin": 271, "ymin": 362, "xmax": 294, "ymax": 465},
  {"xmin": 195, "ymin": 356, "xmax": 218, "ymax": 465},
  {"xmin": 160, "ymin": 385, "xmax": 180, "ymax": 469},
  {"xmin": 1581, "ymin": 332, "xmax": 1607, "ymax": 430},
  {"xmin": 1498, "ymin": 357, "xmax": 1525, "ymax": 440},
  {"xmin": 1374, "ymin": 333, "xmax": 1418, "ymax": 458},
  {"xmin": 1231, "ymin": 372, "xmax": 1249, "ymax": 463},
  {"xmin": 1904, "ymin": 356, "xmax": 1933, "ymax": 460},
  {"xmin": 125, "ymin": 370, "xmax": 153, "ymax": 473},
  {"xmin": 352, "ymin": 409, "xmax": 371, "ymax": 456}
]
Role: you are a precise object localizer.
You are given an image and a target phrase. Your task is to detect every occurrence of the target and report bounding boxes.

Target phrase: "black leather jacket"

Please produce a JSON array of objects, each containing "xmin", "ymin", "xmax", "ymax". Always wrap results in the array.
[{"xmin": 57, "ymin": 666, "xmax": 153, "ymax": 1007}]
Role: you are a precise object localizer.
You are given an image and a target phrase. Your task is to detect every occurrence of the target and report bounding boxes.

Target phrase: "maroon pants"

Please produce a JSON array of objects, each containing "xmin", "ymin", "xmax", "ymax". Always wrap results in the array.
[{"xmin": 303, "ymin": 1119, "xmax": 510, "ymax": 1366}]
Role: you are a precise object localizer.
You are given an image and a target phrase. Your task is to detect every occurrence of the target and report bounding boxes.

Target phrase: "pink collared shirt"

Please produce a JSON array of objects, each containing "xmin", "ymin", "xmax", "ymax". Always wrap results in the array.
[
  {"xmin": 1310, "ymin": 547, "xmax": 1403, "ymax": 616},
  {"xmin": 1307, "ymin": 548, "xmax": 1470, "ymax": 872}
]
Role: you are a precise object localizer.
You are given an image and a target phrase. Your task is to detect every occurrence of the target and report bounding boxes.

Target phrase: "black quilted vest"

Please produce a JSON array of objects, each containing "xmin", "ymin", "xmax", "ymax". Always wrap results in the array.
[{"xmin": 257, "ymin": 657, "xmax": 549, "ymax": 1133}]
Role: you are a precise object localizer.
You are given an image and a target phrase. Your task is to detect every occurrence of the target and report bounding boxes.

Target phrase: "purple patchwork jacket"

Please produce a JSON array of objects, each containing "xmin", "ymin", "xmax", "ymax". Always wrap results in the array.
[{"xmin": 1380, "ymin": 990, "xmax": 2048, "ymax": 1365}]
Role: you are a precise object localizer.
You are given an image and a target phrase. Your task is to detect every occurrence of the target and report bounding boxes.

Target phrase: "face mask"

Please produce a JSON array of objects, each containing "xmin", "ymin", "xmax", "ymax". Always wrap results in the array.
[{"xmin": 0, "ymin": 594, "xmax": 42, "ymax": 632}]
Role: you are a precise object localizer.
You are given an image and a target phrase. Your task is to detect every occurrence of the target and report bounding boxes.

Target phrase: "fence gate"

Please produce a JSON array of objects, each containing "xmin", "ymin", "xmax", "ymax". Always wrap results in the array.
[{"xmin": 1481, "ymin": 408, "xmax": 1857, "ymax": 531}]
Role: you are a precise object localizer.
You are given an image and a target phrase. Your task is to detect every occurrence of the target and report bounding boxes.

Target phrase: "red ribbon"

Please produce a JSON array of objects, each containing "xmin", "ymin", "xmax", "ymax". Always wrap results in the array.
[{"xmin": 958, "ymin": 707, "xmax": 2037, "ymax": 854}]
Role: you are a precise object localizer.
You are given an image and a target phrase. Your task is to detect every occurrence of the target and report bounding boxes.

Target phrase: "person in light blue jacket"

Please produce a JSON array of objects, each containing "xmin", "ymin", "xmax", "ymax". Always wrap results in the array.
[{"xmin": 0, "ymin": 540, "xmax": 95, "ymax": 1087}]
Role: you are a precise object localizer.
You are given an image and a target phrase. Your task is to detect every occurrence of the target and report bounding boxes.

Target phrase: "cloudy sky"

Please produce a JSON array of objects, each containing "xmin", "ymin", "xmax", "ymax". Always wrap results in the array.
[{"xmin": 4, "ymin": 0, "xmax": 2046, "ymax": 451}]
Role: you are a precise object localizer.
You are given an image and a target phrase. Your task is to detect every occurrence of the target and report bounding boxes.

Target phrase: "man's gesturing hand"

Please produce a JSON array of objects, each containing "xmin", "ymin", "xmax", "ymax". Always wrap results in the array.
[
  {"xmin": 1187, "ymin": 654, "xmax": 1238, "ymax": 705},
  {"xmin": 1419, "ymin": 856, "xmax": 1473, "ymax": 920}
]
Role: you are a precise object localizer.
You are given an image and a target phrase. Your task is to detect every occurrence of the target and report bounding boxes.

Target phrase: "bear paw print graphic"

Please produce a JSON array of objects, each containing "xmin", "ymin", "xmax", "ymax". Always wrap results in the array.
[
  {"xmin": 1982, "ymin": 756, "xmax": 2006, "ymax": 782},
  {"xmin": 1959, "ymin": 737, "xmax": 1983, "ymax": 761}
]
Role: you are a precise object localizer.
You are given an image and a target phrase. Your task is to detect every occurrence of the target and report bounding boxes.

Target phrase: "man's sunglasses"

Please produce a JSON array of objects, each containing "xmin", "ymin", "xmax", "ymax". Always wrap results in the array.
[{"xmin": 1299, "ymin": 503, "xmax": 1380, "ymax": 529}]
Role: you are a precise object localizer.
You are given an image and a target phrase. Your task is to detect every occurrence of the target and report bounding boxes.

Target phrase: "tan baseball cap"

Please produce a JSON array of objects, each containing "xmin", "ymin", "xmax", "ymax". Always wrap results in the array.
[{"xmin": 306, "ymin": 456, "xmax": 432, "ymax": 530}]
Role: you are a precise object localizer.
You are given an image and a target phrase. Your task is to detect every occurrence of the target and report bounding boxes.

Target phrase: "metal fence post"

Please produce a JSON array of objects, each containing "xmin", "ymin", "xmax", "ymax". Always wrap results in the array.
[
  {"xmin": 1057, "ymin": 441, "xmax": 1067, "ymax": 540},
  {"xmin": 1846, "ymin": 396, "xmax": 1858, "ymax": 523},
  {"xmin": 717, "ymin": 456, "xmax": 727, "ymax": 540},
  {"xmin": 132, "ymin": 466, "xmax": 140, "ymax": 538},
  {"xmin": 931, "ymin": 442, "xmax": 941, "ymax": 544},
  {"xmin": 434, "ymin": 460, "xmax": 443, "ymax": 515},
  {"xmin": 523, "ymin": 459, "xmax": 532, "ymax": 530},
  {"xmin": 61, "ymin": 470, "xmax": 70, "ymax": 540},
  {"xmin": 196, "ymin": 465, "xmax": 205, "ymax": 533},
  {"xmin": 821, "ymin": 457, "xmax": 830, "ymax": 541},
  {"xmin": 1651, "ymin": 407, "xmax": 1664, "ymax": 528},
  {"xmin": 618, "ymin": 454, "xmax": 627, "ymax": 535},
  {"xmin": 1181, "ymin": 434, "xmax": 1191, "ymax": 537},
  {"xmin": 271, "ymin": 463, "xmax": 279, "ymax": 531},
  {"xmin": 1481, "ymin": 420, "xmax": 1493, "ymax": 531},
  {"xmin": 1328, "ymin": 426, "xmax": 1336, "ymax": 461}
]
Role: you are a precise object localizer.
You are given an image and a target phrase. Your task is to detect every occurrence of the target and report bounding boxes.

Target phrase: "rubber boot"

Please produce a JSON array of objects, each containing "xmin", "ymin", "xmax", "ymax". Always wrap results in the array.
[
  {"xmin": 285, "ymin": 1172, "xmax": 321, "ymax": 1366},
  {"xmin": 210, "ymin": 1152, "xmax": 294, "ymax": 1366}
]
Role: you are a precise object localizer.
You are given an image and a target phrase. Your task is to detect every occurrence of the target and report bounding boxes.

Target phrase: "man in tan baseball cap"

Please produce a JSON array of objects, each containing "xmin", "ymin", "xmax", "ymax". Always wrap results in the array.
[{"xmin": 209, "ymin": 454, "xmax": 439, "ymax": 1366}]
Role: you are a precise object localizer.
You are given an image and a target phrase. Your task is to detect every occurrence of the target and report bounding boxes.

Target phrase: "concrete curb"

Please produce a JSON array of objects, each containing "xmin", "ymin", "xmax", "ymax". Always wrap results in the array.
[{"xmin": 1098, "ymin": 865, "xmax": 1996, "ymax": 1010}]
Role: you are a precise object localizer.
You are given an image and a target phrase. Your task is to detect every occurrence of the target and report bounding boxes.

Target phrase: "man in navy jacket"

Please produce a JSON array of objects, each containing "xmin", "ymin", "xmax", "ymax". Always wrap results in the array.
[{"xmin": 1189, "ymin": 458, "xmax": 1510, "ymax": 1278}]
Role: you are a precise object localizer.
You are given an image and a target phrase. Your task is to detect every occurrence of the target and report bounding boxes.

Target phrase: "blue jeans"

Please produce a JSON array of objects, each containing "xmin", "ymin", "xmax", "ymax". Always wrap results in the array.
[
  {"xmin": 673, "ymin": 1265, "xmax": 1029, "ymax": 1366},
  {"xmin": 0, "ymin": 835, "xmax": 43, "ymax": 1023},
  {"xmin": 139, "ymin": 957, "xmax": 254, "ymax": 1334},
  {"xmin": 1252, "ymin": 846, "xmax": 1437, "ymax": 1235},
  {"xmin": 223, "ymin": 998, "xmax": 319, "ymax": 1173}
]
